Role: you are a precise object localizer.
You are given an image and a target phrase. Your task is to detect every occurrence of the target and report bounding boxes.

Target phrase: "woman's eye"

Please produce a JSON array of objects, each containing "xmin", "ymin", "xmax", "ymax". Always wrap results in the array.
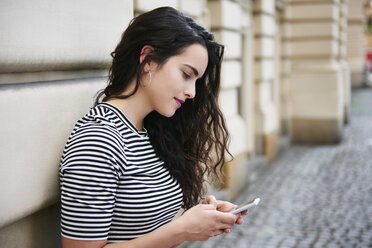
[{"xmin": 183, "ymin": 72, "xmax": 191, "ymax": 79}]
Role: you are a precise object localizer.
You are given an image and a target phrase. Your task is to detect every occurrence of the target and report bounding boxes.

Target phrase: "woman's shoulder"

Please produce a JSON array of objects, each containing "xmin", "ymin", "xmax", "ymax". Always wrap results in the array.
[
  {"xmin": 60, "ymin": 105, "xmax": 127, "ymax": 172},
  {"xmin": 76, "ymin": 104, "xmax": 121, "ymax": 130},
  {"xmin": 66, "ymin": 104, "xmax": 125, "ymax": 146},
  {"xmin": 82, "ymin": 103, "xmax": 118, "ymax": 126}
]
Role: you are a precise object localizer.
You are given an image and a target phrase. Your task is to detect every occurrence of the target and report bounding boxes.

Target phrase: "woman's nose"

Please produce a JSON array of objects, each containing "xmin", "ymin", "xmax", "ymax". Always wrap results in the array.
[{"xmin": 184, "ymin": 81, "xmax": 196, "ymax": 99}]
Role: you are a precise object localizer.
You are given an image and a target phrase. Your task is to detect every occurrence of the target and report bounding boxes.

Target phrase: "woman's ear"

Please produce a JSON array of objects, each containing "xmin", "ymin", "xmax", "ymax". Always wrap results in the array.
[{"xmin": 140, "ymin": 45, "xmax": 155, "ymax": 72}]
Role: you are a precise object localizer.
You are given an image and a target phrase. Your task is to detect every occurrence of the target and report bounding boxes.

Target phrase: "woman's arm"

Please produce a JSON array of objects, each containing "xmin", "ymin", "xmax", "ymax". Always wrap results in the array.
[{"xmin": 62, "ymin": 203, "xmax": 238, "ymax": 248}]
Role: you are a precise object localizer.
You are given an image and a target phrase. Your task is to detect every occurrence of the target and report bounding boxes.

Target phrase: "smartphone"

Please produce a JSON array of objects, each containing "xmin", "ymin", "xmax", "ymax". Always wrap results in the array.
[{"xmin": 230, "ymin": 198, "xmax": 260, "ymax": 214}]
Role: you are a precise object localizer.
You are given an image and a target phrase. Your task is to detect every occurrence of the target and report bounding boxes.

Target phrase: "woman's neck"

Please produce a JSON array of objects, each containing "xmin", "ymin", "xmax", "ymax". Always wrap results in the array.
[{"xmin": 106, "ymin": 88, "xmax": 152, "ymax": 132}]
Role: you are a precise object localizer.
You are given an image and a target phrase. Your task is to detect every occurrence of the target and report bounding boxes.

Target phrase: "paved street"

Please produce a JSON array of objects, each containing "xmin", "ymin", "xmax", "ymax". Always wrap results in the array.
[{"xmin": 186, "ymin": 88, "xmax": 372, "ymax": 248}]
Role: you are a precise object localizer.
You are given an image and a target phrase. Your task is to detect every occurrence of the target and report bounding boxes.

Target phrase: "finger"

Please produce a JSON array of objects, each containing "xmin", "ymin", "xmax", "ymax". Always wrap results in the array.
[
  {"xmin": 213, "ymin": 229, "xmax": 225, "ymax": 236},
  {"xmin": 241, "ymin": 209, "xmax": 248, "ymax": 215},
  {"xmin": 204, "ymin": 195, "xmax": 218, "ymax": 205},
  {"xmin": 234, "ymin": 214, "xmax": 241, "ymax": 223},
  {"xmin": 236, "ymin": 217, "xmax": 243, "ymax": 225},
  {"xmin": 223, "ymin": 228, "xmax": 231, "ymax": 233},
  {"xmin": 215, "ymin": 212, "xmax": 237, "ymax": 228},
  {"xmin": 216, "ymin": 201, "xmax": 237, "ymax": 212}
]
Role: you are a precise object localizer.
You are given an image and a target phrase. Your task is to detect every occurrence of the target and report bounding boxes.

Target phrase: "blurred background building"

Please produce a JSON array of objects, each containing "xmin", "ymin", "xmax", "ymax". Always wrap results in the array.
[{"xmin": 0, "ymin": 0, "xmax": 369, "ymax": 247}]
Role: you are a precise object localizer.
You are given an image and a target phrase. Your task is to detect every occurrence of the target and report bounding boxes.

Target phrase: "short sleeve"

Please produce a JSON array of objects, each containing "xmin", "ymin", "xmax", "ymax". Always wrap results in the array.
[{"xmin": 59, "ymin": 126, "xmax": 122, "ymax": 240}]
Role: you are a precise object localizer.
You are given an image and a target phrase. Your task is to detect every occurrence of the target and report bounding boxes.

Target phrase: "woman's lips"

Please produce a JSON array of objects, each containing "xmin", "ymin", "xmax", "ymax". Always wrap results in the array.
[{"xmin": 174, "ymin": 98, "xmax": 185, "ymax": 108}]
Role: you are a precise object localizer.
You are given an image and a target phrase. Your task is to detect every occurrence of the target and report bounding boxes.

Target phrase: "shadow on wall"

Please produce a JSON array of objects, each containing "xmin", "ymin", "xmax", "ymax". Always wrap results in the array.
[{"xmin": 0, "ymin": 204, "xmax": 61, "ymax": 248}]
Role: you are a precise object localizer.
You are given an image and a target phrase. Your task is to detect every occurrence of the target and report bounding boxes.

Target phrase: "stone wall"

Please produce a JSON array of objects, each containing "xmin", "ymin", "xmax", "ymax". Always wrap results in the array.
[{"xmin": 0, "ymin": 0, "xmax": 133, "ymax": 247}]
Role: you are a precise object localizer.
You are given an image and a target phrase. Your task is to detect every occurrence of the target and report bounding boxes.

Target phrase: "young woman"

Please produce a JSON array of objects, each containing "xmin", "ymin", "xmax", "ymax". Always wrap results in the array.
[{"xmin": 59, "ymin": 7, "xmax": 246, "ymax": 248}]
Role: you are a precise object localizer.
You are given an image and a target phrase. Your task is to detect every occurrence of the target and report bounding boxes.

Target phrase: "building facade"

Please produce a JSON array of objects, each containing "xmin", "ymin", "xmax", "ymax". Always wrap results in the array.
[{"xmin": 0, "ymin": 0, "xmax": 367, "ymax": 246}]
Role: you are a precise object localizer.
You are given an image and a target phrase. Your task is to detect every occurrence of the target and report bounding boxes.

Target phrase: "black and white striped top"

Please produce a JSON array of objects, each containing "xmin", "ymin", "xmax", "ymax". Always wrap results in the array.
[{"xmin": 59, "ymin": 102, "xmax": 183, "ymax": 242}]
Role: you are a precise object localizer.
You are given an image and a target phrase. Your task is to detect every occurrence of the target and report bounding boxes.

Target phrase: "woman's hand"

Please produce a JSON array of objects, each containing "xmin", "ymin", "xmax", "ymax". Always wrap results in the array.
[
  {"xmin": 176, "ymin": 203, "xmax": 238, "ymax": 241},
  {"xmin": 202, "ymin": 195, "xmax": 248, "ymax": 230}
]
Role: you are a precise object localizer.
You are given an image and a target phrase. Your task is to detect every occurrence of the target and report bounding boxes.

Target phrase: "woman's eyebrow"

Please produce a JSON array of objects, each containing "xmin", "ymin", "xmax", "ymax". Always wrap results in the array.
[{"xmin": 183, "ymin": 64, "xmax": 199, "ymax": 77}]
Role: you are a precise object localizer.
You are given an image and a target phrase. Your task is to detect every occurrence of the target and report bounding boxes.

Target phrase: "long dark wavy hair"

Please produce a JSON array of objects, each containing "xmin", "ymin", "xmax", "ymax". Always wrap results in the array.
[{"xmin": 95, "ymin": 7, "xmax": 230, "ymax": 210}]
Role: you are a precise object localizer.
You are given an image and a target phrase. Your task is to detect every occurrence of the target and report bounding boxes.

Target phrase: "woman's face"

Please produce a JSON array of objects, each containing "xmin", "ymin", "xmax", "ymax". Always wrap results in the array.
[{"xmin": 144, "ymin": 43, "xmax": 208, "ymax": 117}]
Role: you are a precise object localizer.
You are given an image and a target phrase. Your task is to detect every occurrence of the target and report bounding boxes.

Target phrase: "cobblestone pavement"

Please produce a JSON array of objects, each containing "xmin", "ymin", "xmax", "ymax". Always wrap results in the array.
[{"xmin": 186, "ymin": 88, "xmax": 372, "ymax": 248}]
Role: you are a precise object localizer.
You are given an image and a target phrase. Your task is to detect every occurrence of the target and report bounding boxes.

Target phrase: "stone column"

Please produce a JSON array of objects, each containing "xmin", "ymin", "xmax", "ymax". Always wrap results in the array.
[
  {"xmin": 284, "ymin": 0, "xmax": 344, "ymax": 144},
  {"xmin": 346, "ymin": 0, "xmax": 366, "ymax": 87},
  {"xmin": 240, "ymin": 1, "xmax": 255, "ymax": 156},
  {"xmin": 208, "ymin": 0, "xmax": 249, "ymax": 200},
  {"xmin": 339, "ymin": 0, "xmax": 351, "ymax": 123},
  {"xmin": 280, "ymin": 4, "xmax": 292, "ymax": 136},
  {"xmin": 272, "ymin": 0, "xmax": 290, "ymax": 137},
  {"xmin": 253, "ymin": 0, "xmax": 279, "ymax": 162}
]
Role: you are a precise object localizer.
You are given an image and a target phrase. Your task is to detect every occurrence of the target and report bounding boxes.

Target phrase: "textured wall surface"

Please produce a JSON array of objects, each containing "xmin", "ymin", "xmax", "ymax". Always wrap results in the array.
[{"xmin": 0, "ymin": 0, "xmax": 133, "ymax": 246}]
